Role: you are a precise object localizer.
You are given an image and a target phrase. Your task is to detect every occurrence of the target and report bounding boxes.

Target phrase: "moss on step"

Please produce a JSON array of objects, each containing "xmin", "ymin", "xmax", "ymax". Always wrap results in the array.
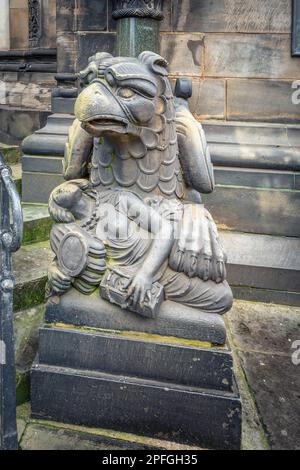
[
  {"xmin": 14, "ymin": 305, "xmax": 45, "ymax": 405},
  {"xmin": 23, "ymin": 204, "xmax": 52, "ymax": 245},
  {"xmin": 14, "ymin": 278, "xmax": 47, "ymax": 312},
  {"xmin": 16, "ymin": 371, "xmax": 30, "ymax": 406},
  {"xmin": 0, "ymin": 144, "xmax": 21, "ymax": 165},
  {"xmin": 17, "ymin": 404, "xmax": 202, "ymax": 450},
  {"xmin": 13, "ymin": 241, "xmax": 52, "ymax": 311}
]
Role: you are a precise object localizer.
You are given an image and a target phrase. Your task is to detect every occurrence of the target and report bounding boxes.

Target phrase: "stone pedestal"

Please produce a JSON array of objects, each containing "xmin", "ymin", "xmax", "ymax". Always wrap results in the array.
[{"xmin": 31, "ymin": 290, "xmax": 241, "ymax": 450}]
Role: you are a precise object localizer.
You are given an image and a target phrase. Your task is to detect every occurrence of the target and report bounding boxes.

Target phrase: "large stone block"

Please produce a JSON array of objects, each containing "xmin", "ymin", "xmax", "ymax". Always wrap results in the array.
[
  {"xmin": 40, "ymin": 0, "xmax": 57, "ymax": 49},
  {"xmin": 160, "ymin": 33, "xmax": 204, "ymax": 76},
  {"xmin": 172, "ymin": 0, "xmax": 292, "ymax": 34},
  {"xmin": 56, "ymin": 0, "xmax": 76, "ymax": 33},
  {"xmin": 205, "ymin": 34, "xmax": 300, "ymax": 79},
  {"xmin": 38, "ymin": 327, "xmax": 234, "ymax": 392},
  {"xmin": 238, "ymin": 352, "xmax": 300, "ymax": 450},
  {"xmin": 31, "ymin": 364, "xmax": 241, "ymax": 449},
  {"xmin": 45, "ymin": 289, "xmax": 227, "ymax": 345},
  {"xmin": 57, "ymin": 32, "xmax": 78, "ymax": 73},
  {"xmin": 0, "ymin": 107, "xmax": 49, "ymax": 144},
  {"xmin": 220, "ymin": 231, "xmax": 300, "ymax": 293},
  {"xmin": 22, "ymin": 172, "xmax": 64, "ymax": 204},
  {"xmin": 189, "ymin": 79, "xmax": 225, "ymax": 119},
  {"xmin": 77, "ymin": 33, "xmax": 116, "ymax": 71},
  {"xmin": 9, "ymin": 2, "xmax": 29, "ymax": 50},
  {"xmin": 227, "ymin": 79, "xmax": 300, "ymax": 123},
  {"xmin": 170, "ymin": 78, "xmax": 225, "ymax": 119},
  {"xmin": 203, "ymin": 185, "xmax": 300, "ymax": 237},
  {"xmin": 77, "ymin": 0, "xmax": 108, "ymax": 32}
]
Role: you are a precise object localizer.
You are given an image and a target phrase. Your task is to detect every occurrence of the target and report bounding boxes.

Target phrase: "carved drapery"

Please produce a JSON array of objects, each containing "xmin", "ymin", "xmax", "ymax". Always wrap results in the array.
[
  {"xmin": 112, "ymin": 0, "xmax": 164, "ymax": 20},
  {"xmin": 28, "ymin": 0, "xmax": 42, "ymax": 48}
]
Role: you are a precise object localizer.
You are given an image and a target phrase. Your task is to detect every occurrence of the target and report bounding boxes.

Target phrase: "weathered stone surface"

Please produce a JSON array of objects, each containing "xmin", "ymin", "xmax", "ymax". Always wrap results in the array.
[
  {"xmin": 14, "ymin": 306, "xmax": 45, "ymax": 405},
  {"xmin": 205, "ymin": 34, "xmax": 300, "ymax": 79},
  {"xmin": 13, "ymin": 241, "xmax": 52, "ymax": 311},
  {"xmin": 227, "ymin": 301, "xmax": 300, "ymax": 354},
  {"xmin": 22, "ymin": 203, "xmax": 53, "ymax": 245},
  {"xmin": 227, "ymin": 79, "xmax": 300, "ymax": 123},
  {"xmin": 56, "ymin": 32, "xmax": 78, "ymax": 73},
  {"xmin": 22, "ymin": 172, "xmax": 64, "ymax": 204},
  {"xmin": 161, "ymin": 33, "xmax": 204, "ymax": 76},
  {"xmin": 77, "ymin": 33, "xmax": 116, "ymax": 71},
  {"xmin": 214, "ymin": 167, "xmax": 297, "ymax": 190},
  {"xmin": 0, "ymin": 81, "xmax": 52, "ymax": 111},
  {"xmin": 170, "ymin": 79, "xmax": 225, "ymax": 119},
  {"xmin": 9, "ymin": 1, "xmax": 29, "ymax": 49},
  {"xmin": 203, "ymin": 185, "xmax": 300, "ymax": 237},
  {"xmin": 189, "ymin": 79, "xmax": 225, "ymax": 119},
  {"xmin": 203, "ymin": 121, "xmax": 300, "ymax": 149},
  {"xmin": 40, "ymin": 0, "xmax": 57, "ymax": 49},
  {"xmin": 220, "ymin": 231, "xmax": 300, "ymax": 305},
  {"xmin": 39, "ymin": 327, "xmax": 233, "ymax": 391},
  {"xmin": 172, "ymin": 0, "xmax": 292, "ymax": 34},
  {"xmin": 56, "ymin": 0, "xmax": 76, "ymax": 33},
  {"xmin": 31, "ymin": 365, "xmax": 241, "ymax": 449},
  {"xmin": 238, "ymin": 352, "xmax": 300, "ymax": 450},
  {"xmin": 226, "ymin": 300, "xmax": 300, "ymax": 450},
  {"xmin": 0, "ymin": 107, "xmax": 50, "ymax": 144},
  {"xmin": 0, "ymin": 143, "xmax": 21, "ymax": 164},
  {"xmin": 77, "ymin": 0, "xmax": 107, "ymax": 32},
  {"xmin": 22, "ymin": 155, "xmax": 64, "ymax": 174},
  {"xmin": 231, "ymin": 286, "xmax": 300, "ymax": 308},
  {"xmin": 20, "ymin": 423, "xmax": 158, "ymax": 451}
]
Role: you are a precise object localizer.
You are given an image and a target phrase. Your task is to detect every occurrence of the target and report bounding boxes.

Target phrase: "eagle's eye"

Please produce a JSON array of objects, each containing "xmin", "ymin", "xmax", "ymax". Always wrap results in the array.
[{"xmin": 118, "ymin": 88, "xmax": 135, "ymax": 99}]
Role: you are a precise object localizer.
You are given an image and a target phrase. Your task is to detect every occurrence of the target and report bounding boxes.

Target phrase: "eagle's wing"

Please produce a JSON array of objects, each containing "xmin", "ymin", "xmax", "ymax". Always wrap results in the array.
[
  {"xmin": 63, "ymin": 118, "xmax": 94, "ymax": 181},
  {"xmin": 175, "ymin": 99, "xmax": 215, "ymax": 194}
]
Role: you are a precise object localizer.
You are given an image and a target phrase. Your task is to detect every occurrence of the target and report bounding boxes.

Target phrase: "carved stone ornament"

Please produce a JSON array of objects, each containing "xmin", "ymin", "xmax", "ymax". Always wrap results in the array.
[
  {"xmin": 28, "ymin": 0, "xmax": 42, "ymax": 48},
  {"xmin": 47, "ymin": 51, "xmax": 233, "ymax": 319},
  {"xmin": 112, "ymin": 0, "xmax": 164, "ymax": 20}
]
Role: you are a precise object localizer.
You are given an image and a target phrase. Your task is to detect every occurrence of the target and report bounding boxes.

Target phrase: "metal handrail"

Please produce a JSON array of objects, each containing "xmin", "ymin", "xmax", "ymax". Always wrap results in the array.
[{"xmin": 0, "ymin": 151, "xmax": 23, "ymax": 450}]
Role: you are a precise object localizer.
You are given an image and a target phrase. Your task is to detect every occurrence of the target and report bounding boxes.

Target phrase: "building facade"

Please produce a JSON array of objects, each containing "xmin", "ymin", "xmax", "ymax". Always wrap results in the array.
[{"xmin": 0, "ymin": 0, "xmax": 299, "ymax": 144}]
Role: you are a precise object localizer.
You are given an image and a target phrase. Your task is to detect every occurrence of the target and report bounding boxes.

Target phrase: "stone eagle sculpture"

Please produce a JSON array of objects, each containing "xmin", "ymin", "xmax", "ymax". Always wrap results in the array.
[{"xmin": 47, "ymin": 51, "xmax": 233, "ymax": 318}]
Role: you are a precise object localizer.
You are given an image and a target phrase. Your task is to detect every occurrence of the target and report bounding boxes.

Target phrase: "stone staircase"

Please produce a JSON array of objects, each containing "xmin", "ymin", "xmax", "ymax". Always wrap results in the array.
[{"xmin": 203, "ymin": 121, "xmax": 300, "ymax": 307}]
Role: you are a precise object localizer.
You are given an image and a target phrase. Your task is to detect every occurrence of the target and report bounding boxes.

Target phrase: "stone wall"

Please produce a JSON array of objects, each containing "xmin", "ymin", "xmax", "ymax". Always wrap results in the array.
[{"xmin": 56, "ymin": 0, "xmax": 299, "ymax": 124}]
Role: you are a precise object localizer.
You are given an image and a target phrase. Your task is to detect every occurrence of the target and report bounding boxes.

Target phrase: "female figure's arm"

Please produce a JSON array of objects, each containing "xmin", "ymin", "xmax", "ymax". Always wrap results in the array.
[{"xmin": 124, "ymin": 195, "xmax": 174, "ymax": 307}]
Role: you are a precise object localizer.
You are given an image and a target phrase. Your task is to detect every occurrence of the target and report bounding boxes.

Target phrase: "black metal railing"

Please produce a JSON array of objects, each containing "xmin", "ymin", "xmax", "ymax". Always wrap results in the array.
[{"xmin": 0, "ymin": 151, "xmax": 23, "ymax": 450}]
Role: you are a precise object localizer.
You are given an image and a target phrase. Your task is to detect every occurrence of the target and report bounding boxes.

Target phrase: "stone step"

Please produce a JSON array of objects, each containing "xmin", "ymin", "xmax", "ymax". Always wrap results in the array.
[
  {"xmin": 203, "ymin": 121, "xmax": 300, "ymax": 172},
  {"xmin": 0, "ymin": 142, "xmax": 21, "ymax": 164},
  {"xmin": 17, "ymin": 405, "xmax": 201, "ymax": 450},
  {"xmin": 31, "ymin": 362, "xmax": 241, "ymax": 449},
  {"xmin": 220, "ymin": 231, "xmax": 300, "ymax": 306},
  {"xmin": 38, "ymin": 326, "xmax": 233, "ymax": 391},
  {"xmin": 214, "ymin": 166, "xmax": 300, "ymax": 191},
  {"xmin": 203, "ymin": 184, "xmax": 300, "ymax": 237},
  {"xmin": 14, "ymin": 305, "xmax": 44, "ymax": 405},
  {"xmin": 22, "ymin": 203, "xmax": 52, "ymax": 245},
  {"xmin": 11, "ymin": 163, "xmax": 22, "ymax": 195},
  {"xmin": 13, "ymin": 240, "xmax": 52, "ymax": 312}
]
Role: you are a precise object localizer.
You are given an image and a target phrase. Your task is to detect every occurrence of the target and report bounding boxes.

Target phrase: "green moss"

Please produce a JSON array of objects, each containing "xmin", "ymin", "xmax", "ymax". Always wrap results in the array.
[
  {"xmin": 50, "ymin": 322, "xmax": 224, "ymax": 350},
  {"xmin": 14, "ymin": 278, "xmax": 47, "ymax": 312},
  {"xmin": 16, "ymin": 371, "xmax": 30, "ymax": 406},
  {"xmin": 0, "ymin": 145, "xmax": 21, "ymax": 165},
  {"xmin": 23, "ymin": 217, "xmax": 53, "ymax": 245}
]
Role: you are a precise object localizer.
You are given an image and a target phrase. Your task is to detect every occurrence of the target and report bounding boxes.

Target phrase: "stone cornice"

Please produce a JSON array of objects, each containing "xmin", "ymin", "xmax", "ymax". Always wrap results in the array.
[{"xmin": 112, "ymin": 0, "xmax": 164, "ymax": 21}]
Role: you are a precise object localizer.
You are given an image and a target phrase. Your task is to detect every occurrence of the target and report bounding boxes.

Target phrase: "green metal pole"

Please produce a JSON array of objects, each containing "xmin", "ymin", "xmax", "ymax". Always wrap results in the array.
[{"xmin": 112, "ymin": 1, "xmax": 164, "ymax": 57}]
